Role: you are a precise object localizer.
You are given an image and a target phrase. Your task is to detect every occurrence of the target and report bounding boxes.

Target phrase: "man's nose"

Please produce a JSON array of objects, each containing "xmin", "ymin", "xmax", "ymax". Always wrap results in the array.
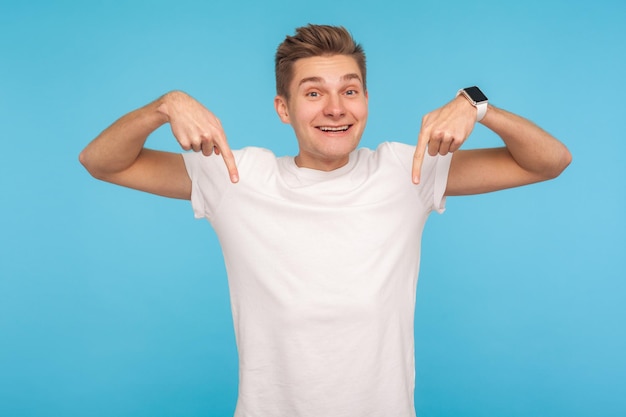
[{"xmin": 323, "ymin": 94, "xmax": 345, "ymax": 118}]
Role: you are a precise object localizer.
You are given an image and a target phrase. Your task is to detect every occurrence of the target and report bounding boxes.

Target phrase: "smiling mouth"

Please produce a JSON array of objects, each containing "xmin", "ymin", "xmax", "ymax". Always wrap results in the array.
[{"xmin": 318, "ymin": 125, "xmax": 351, "ymax": 132}]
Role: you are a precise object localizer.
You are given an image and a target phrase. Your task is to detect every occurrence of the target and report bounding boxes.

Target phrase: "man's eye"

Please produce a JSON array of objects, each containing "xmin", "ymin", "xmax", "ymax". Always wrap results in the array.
[
  {"xmin": 345, "ymin": 90, "xmax": 358, "ymax": 96},
  {"xmin": 307, "ymin": 91, "xmax": 319, "ymax": 97}
]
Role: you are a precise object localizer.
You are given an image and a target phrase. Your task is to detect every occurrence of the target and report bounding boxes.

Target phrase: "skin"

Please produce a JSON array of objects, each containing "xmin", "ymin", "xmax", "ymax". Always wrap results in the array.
[{"xmin": 79, "ymin": 54, "xmax": 571, "ymax": 200}]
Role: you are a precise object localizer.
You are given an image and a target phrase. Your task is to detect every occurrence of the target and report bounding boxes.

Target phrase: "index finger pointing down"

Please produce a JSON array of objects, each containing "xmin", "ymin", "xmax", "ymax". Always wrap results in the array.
[{"xmin": 412, "ymin": 128, "xmax": 429, "ymax": 184}]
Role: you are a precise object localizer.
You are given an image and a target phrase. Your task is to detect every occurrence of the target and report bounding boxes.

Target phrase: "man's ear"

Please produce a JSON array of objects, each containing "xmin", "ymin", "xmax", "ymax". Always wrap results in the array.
[{"xmin": 274, "ymin": 95, "xmax": 290, "ymax": 124}]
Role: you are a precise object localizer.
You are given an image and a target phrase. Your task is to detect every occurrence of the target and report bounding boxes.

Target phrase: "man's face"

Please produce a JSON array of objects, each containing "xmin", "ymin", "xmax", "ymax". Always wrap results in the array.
[{"xmin": 274, "ymin": 54, "xmax": 368, "ymax": 171}]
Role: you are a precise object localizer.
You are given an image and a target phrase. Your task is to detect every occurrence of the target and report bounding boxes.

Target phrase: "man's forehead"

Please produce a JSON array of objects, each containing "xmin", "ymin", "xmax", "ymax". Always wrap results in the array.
[
  {"xmin": 298, "ymin": 73, "xmax": 362, "ymax": 87},
  {"xmin": 292, "ymin": 55, "xmax": 363, "ymax": 86}
]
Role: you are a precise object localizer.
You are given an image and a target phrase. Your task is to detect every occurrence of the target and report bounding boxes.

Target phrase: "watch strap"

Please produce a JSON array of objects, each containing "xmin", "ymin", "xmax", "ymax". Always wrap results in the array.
[{"xmin": 457, "ymin": 87, "xmax": 488, "ymax": 122}]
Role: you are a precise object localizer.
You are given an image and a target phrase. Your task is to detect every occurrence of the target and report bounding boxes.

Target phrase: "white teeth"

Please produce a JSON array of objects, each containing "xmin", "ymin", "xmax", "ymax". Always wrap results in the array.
[{"xmin": 319, "ymin": 125, "xmax": 349, "ymax": 132}]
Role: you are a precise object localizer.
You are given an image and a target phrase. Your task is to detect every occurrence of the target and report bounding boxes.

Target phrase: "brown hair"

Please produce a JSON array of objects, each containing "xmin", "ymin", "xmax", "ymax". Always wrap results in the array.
[{"xmin": 275, "ymin": 24, "xmax": 366, "ymax": 99}]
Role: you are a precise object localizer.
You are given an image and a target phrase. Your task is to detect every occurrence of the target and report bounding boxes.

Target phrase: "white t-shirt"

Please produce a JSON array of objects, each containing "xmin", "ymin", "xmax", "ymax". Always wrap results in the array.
[{"xmin": 183, "ymin": 142, "xmax": 452, "ymax": 417}]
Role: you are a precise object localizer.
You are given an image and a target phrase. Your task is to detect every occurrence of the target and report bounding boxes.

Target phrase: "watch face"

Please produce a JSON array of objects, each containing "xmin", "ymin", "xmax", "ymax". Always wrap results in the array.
[{"xmin": 465, "ymin": 86, "xmax": 488, "ymax": 102}]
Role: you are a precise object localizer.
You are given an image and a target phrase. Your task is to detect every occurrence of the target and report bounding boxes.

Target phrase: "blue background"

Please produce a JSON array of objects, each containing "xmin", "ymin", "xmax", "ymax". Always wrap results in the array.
[{"xmin": 1, "ymin": 0, "xmax": 624, "ymax": 416}]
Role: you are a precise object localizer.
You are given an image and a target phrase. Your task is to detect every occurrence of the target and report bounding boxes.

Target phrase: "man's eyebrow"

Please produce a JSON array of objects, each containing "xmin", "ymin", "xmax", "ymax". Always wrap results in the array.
[
  {"xmin": 298, "ymin": 76, "xmax": 324, "ymax": 86},
  {"xmin": 298, "ymin": 73, "xmax": 363, "ymax": 87},
  {"xmin": 341, "ymin": 73, "xmax": 362, "ymax": 83}
]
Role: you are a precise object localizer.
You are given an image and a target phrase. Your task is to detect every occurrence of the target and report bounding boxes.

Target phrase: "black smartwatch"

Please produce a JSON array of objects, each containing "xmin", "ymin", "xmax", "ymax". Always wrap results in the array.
[{"xmin": 457, "ymin": 86, "xmax": 488, "ymax": 122}]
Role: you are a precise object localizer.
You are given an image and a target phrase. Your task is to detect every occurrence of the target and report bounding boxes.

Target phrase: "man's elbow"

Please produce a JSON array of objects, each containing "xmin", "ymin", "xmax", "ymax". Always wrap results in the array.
[
  {"xmin": 79, "ymin": 148, "xmax": 95, "ymax": 175},
  {"xmin": 545, "ymin": 146, "xmax": 573, "ymax": 180},
  {"xmin": 79, "ymin": 148, "xmax": 108, "ymax": 181}
]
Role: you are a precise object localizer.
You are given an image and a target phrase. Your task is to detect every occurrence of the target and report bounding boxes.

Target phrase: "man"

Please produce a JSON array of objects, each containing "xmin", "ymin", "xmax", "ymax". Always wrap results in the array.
[{"xmin": 80, "ymin": 24, "xmax": 571, "ymax": 417}]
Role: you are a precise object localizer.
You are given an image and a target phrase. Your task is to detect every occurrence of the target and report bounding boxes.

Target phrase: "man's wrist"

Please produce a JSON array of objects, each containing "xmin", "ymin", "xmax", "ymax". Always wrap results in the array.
[
  {"xmin": 457, "ymin": 86, "xmax": 488, "ymax": 122},
  {"xmin": 156, "ymin": 91, "xmax": 183, "ymax": 123}
]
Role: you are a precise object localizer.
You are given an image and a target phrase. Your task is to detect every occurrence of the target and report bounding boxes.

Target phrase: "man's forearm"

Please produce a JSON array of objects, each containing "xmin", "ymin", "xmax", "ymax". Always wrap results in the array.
[
  {"xmin": 79, "ymin": 95, "xmax": 169, "ymax": 179},
  {"xmin": 480, "ymin": 105, "xmax": 572, "ymax": 179}
]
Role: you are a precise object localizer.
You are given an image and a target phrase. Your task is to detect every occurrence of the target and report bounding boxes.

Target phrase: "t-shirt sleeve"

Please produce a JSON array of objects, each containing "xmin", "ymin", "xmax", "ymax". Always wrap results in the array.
[
  {"xmin": 182, "ymin": 151, "xmax": 234, "ymax": 220},
  {"xmin": 431, "ymin": 151, "xmax": 453, "ymax": 214},
  {"xmin": 386, "ymin": 142, "xmax": 453, "ymax": 214}
]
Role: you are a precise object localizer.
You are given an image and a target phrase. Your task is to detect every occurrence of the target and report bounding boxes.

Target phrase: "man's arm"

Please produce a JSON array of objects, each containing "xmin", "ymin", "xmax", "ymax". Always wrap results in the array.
[
  {"xmin": 79, "ymin": 91, "xmax": 239, "ymax": 200},
  {"xmin": 412, "ymin": 94, "xmax": 572, "ymax": 195}
]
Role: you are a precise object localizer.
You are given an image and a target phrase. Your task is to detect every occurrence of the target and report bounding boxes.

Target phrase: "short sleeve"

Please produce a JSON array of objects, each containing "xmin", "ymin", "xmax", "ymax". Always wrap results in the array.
[
  {"xmin": 182, "ymin": 151, "xmax": 233, "ymax": 219},
  {"xmin": 386, "ymin": 142, "xmax": 452, "ymax": 214},
  {"xmin": 433, "ymin": 152, "xmax": 452, "ymax": 213}
]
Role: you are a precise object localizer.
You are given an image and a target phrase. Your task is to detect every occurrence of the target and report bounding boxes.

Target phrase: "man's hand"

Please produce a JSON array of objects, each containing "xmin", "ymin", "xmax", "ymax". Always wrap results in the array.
[
  {"xmin": 158, "ymin": 91, "xmax": 239, "ymax": 183},
  {"xmin": 412, "ymin": 95, "xmax": 477, "ymax": 184}
]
